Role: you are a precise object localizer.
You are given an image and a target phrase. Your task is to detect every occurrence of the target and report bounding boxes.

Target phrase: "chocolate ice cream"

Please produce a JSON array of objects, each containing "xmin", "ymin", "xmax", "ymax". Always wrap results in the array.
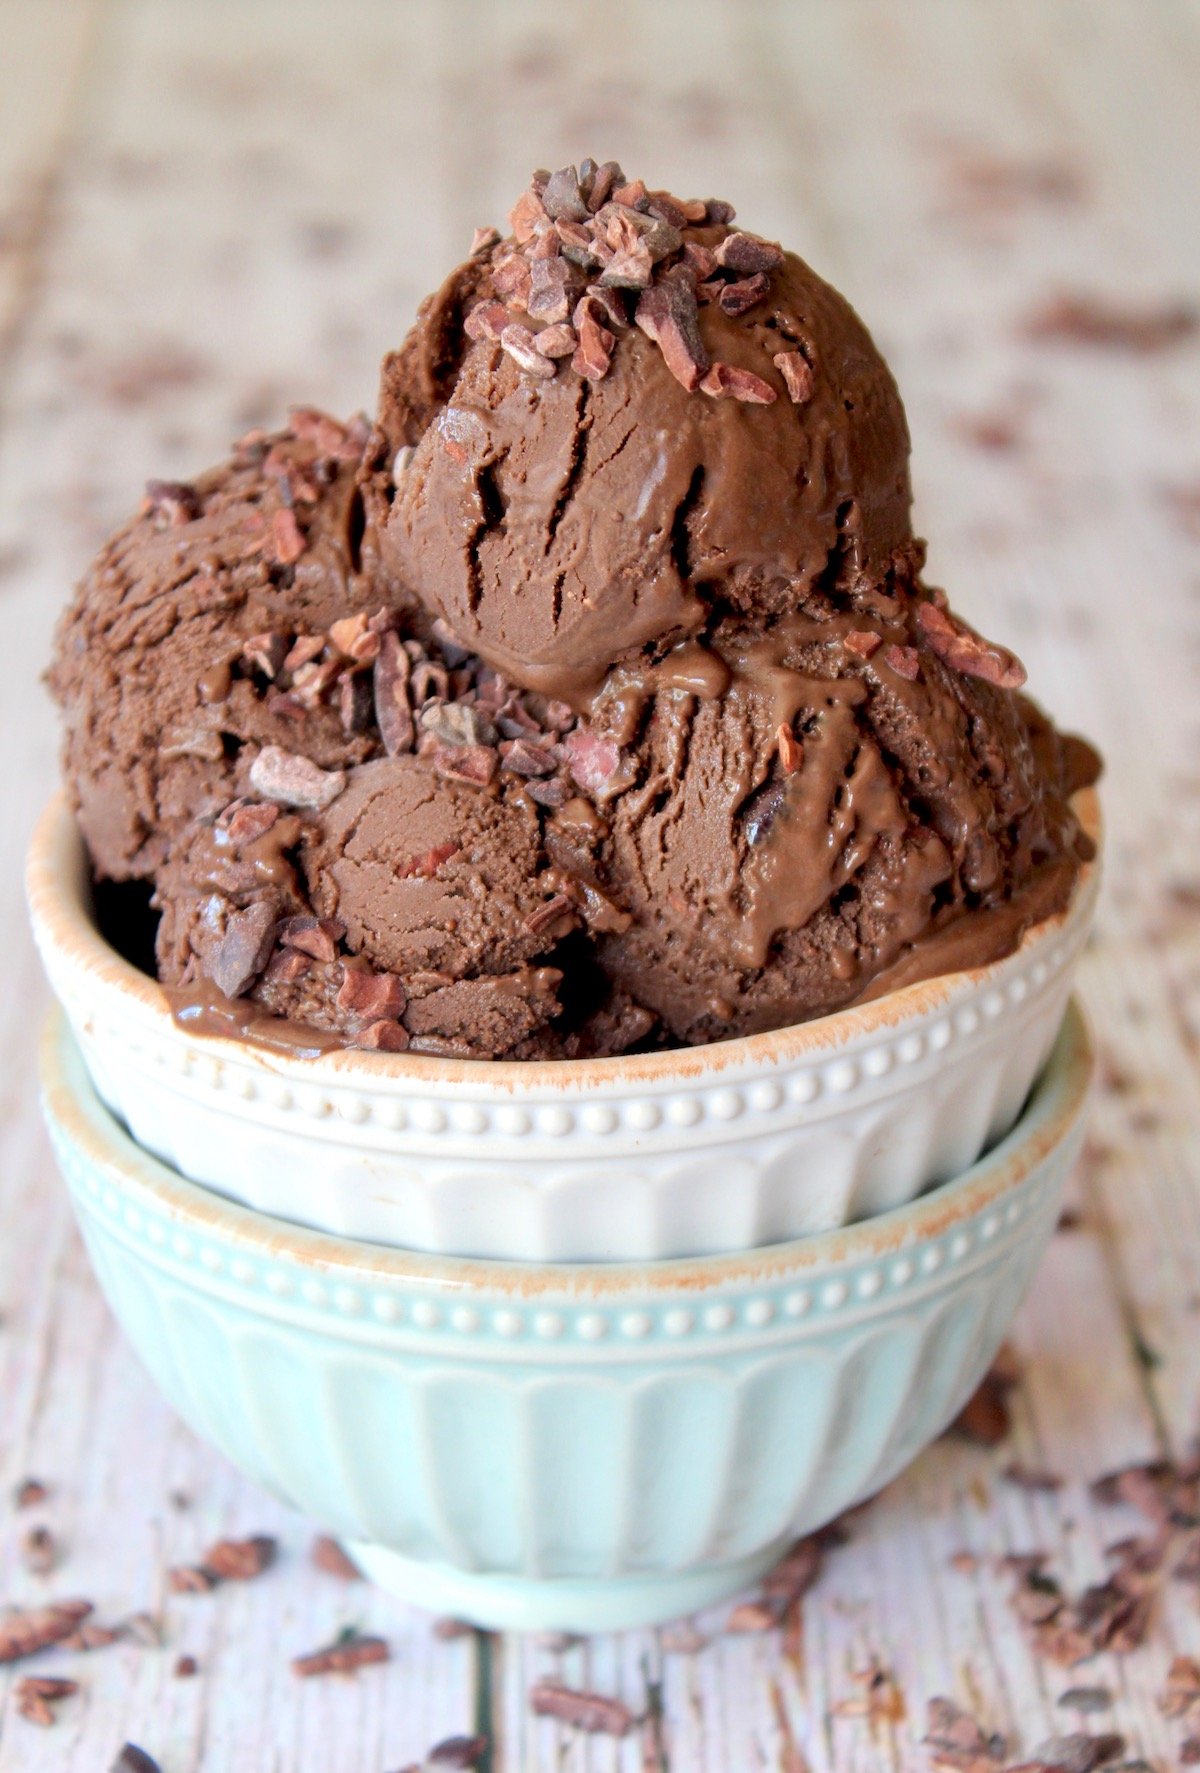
[
  {"xmin": 51, "ymin": 411, "xmax": 386, "ymax": 882},
  {"xmin": 51, "ymin": 160, "xmax": 1099, "ymax": 1060},
  {"xmin": 152, "ymin": 753, "xmax": 576, "ymax": 1057},
  {"xmin": 378, "ymin": 234, "xmax": 913, "ymax": 702},
  {"xmin": 51, "ymin": 411, "xmax": 608, "ymax": 1057},
  {"xmin": 565, "ymin": 611, "xmax": 1092, "ymax": 1044}
]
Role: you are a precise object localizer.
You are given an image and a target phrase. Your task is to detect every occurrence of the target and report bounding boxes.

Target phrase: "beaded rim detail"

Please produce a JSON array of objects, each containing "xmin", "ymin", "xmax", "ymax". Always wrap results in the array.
[
  {"xmin": 42, "ymin": 1006, "xmax": 1091, "ymax": 1352},
  {"xmin": 28, "ymin": 793, "xmax": 1100, "ymax": 1148}
]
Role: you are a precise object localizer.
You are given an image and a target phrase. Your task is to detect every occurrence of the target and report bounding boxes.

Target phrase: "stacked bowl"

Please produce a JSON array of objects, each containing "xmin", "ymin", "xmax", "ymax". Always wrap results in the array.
[{"xmin": 29, "ymin": 790, "xmax": 1098, "ymax": 1631}]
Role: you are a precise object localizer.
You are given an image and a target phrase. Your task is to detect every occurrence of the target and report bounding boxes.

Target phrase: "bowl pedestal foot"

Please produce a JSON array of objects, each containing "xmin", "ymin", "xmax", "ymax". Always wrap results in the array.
[{"xmin": 345, "ymin": 1538, "xmax": 790, "ymax": 1634}]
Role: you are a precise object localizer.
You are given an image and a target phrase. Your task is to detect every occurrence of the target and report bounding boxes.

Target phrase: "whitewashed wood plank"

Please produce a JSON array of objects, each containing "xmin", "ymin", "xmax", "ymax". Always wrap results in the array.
[{"xmin": 0, "ymin": 0, "xmax": 99, "ymax": 356}]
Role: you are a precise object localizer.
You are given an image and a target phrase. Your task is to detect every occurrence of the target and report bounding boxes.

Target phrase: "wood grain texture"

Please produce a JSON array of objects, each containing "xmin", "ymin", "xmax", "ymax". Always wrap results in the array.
[{"xmin": 1, "ymin": 0, "xmax": 1199, "ymax": 1767}]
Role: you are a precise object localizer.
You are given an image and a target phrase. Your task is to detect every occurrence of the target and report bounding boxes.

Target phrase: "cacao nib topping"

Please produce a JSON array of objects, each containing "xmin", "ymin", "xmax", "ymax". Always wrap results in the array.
[
  {"xmin": 500, "ymin": 737, "xmax": 558, "ymax": 776},
  {"xmin": 843, "ymin": 627, "xmax": 883, "ymax": 659},
  {"xmin": 278, "ymin": 913, "xmax": 343, "ymax": 964},
  {"xmin": 774, "ymin": 350, "xmax": 815, "ymax": 403},
  {"xmin": 884, "ymin": 643, "xmax": 921, "ymax": 681},
  {"xmin": 541, "ymin": 164, "xmax": 589, "ymax": 221},
  {"xmin": 635, "ymin": 279, "xmax": 709, "ymax": 391},
  {"xmin": 373, "ymin": 630, "xmax": 416, "ymax": 755},
  {"xmin": 350, "ymin": 1018, "xmax": 411, "ymax": 1051},
  {"xmin": 719, "ymin": 272, "xmax": 770, "ymax": 316},
  {"xmin": 336, "ymin": 964, "xmax": 407, "ymax": 1022},
  {"xmin": 460, "ymin": 164, "xmax": 794, "ymax": 394},
  {"xmin": 528, "ymin": 256, "xmax": 581, "ymax": 325},
  {"xmin": 249, "ymin": 745, "xmax": 346, "ymax": 809},
  {"xmin": 224, "ymin": 800, "xmax": 280, "ymax": 846},
  {"xmin": 776, "ymin": 722, "xmax": 804, "ymax": 774},
  {"xmin": 432, "ymin": 740, "xmax": 498, "ymax": 787},
  {"xmin": 203, "ymin": 899, "xmax": 278, "ymax": 999},
  {"xmin": 270, "ymin": 506, "xmax": 307, "ymax": 565},
  {"xmin": 714, "ymin": 231, "xmax": 784, "ymax": 274},
  {"xmin": 572, "ymin": 294, "xmax": 615, "ymax": 380},
  {"xmin": 241, "ymin": 631, "xmax": 288, "ymax": 678},
  {"xmin": 534, "ymin": 321, "xmax": 578, "ymax": 359},
  {"xmin": 338, "ymin": 668, "xmax": 373, "ymax": 736},
  {"xmin": 143, "ymin": 479, "xmax": 200, "ymax": 525},
  {"xmin": 700, "ymin": 362, "xmax": 777, "ymax": 404},
  {"xmin": 918, "ymin": 600, "xmax": 1028, "ymax": 689},
  {"xmin": 500, "ymin": 322, "xmax": 557, "ymax": 380},
  {"xmin": 463, "ymin": 300, "xmax": 510, "ymax": 343}
]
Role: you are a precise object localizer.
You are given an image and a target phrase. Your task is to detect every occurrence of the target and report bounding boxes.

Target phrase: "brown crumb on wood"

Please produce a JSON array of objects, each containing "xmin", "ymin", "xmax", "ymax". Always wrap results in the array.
[
  {"xmin": 21, "ymin": 1524, "xmax": 59, "ymax": 1575},
  {"xmin": 833, "ymin": 1658, "xmax": 906, "ymax": 1726},
  {"xmin": 0, "ymin": 1599, "xmax": 93, "ymax": 1663},
  {"xmin": 1002, "ymin": 1463, "xmax": 1065, "ymax": 1492},
  {"xmin": 923, "ymin": 1695, "xmax": 1007, "ymax": 1770},
  {"xmin": 1160, "ymin": 1654, "xmax": 1200, "ymax": 1721},
  {"xmin": 1024, "ymin": 292, "xmax": 1198, "ymax": 353},
  {"xmin": 425, "ymin": 1735, "xmax": 489, "ymax": 1768},
  {"xmin": 292, "ymin": 1632, "xmax": 389, "ymax": 1677},
  {"xmin": 529, "ymin": 1679, "xmax": 635, "ymax": 1735},
  {"xmin": 202, "ymin": 1534, "xmax": 277, "ymax": 1580},
  {"xmin": 1025, "ymin": 1732, "xmax": 1126, "ymax": 1773},
  {"xmin": 1058, "ymin": 1687, "xmax": 1112, "ymax": 1715},
  {"xmin": 14, "ymin": 1675, "xmax": 79, "ymax": 1728},
  {"xmin": 949, "ymin": 1349, "xmax": 1020, "ymax": 1445},
  {"xmin": 167, "ymin": 1564, "xmax": 220, "ymax": 1594}
]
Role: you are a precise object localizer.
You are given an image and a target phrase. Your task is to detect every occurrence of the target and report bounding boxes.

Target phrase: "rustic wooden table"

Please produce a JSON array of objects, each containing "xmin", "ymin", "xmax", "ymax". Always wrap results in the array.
[{"xmin": 2, "ymin": 1, "xmax": 1199, "ymax": 1766}]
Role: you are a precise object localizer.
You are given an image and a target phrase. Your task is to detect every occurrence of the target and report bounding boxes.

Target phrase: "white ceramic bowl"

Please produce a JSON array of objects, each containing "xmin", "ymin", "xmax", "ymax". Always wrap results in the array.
[
  {"xmin": 41, "ymin": 1002, "xmax": 1092, "ymax": 1633},
  {"xmin": 28, "ymin": 791, "xmax": 1100, "ymax": 1261}
]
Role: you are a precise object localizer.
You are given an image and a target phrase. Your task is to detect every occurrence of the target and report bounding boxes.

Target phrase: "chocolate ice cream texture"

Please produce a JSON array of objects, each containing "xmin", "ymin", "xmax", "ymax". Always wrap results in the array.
[{"xmin": 51, "ymin": 159, "xmax": 1098, "ymax": 1059}]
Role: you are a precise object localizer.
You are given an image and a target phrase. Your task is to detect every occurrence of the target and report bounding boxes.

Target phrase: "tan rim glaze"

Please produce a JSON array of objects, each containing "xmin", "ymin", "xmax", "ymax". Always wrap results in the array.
[{"xmin": 40, "ymin": 1000, "xmax": 1093, "ymax": 1297}]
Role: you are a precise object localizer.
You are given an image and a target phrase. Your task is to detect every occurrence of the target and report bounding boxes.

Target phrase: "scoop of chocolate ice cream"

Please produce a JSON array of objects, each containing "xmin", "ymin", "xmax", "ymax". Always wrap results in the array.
[
  {"xmin": 304, "ymin": 756, "xmax": 558, "ymax": 975},
  {"xmin": 50, "ymin": 413, "xmax": 636, "ymax": 1059},
  {"xmin": 153, "ymin": 754, "xmax": 578, "ymax": 1059},
  {"xmin": 50, "ymin": 410, "xmax": 394, "ymax": 882},
  {"xmin": 551, "ymin": 589, "xmax": 1097, "ymax": 1044},
  {"xmin": 378, "ymin": 164, "xmax": 913, "ymax": 705}
]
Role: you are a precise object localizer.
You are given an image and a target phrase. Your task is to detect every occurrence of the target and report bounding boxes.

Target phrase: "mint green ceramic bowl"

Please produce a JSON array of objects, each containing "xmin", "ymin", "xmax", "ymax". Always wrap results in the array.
[{"xmin": 40, "ymin": 1003, "xmax": 1091, "ymax": 1633}]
